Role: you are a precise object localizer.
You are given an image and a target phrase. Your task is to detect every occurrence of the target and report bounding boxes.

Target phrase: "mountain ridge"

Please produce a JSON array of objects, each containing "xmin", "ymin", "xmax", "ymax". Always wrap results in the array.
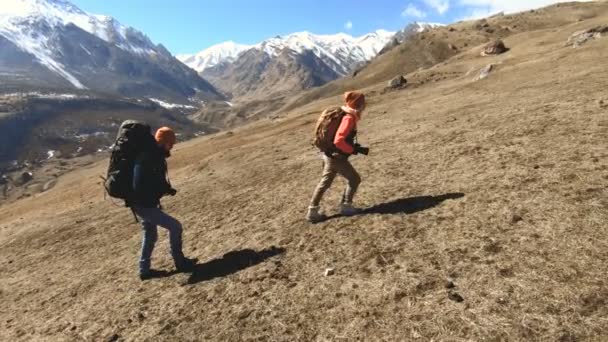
[{"xmin": 0, "ymin": 0, "xmax": 223, "ymax": 102}]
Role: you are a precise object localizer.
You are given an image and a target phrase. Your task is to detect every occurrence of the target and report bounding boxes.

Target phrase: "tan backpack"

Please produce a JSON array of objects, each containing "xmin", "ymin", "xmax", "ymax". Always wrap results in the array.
[{"xmin": 312, "ymin": 107, "xmax": 345, "ymax": 152}]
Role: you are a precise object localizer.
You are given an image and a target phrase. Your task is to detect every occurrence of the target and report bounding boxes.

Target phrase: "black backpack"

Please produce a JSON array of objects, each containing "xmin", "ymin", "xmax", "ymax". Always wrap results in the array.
[{"xmin": 104, "ymin": 120, "xmax": 157, "ymax": 201}]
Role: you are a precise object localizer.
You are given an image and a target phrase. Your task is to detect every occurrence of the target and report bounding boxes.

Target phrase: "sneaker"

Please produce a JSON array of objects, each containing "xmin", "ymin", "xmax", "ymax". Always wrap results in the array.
[
  {"xmin": 176, "ymin": 257, "xmax": 198, "ymax": 272},
  {"xmin": 340, "ymin": 203, "xmax": 361, "ymax": 216},
  {"xmin": 139, "ymin": 269, "xmax": 164, "ymax": 281},
  {"xmin": 306, "ymin": 206, "xmax": 327, "ymax": 223}
]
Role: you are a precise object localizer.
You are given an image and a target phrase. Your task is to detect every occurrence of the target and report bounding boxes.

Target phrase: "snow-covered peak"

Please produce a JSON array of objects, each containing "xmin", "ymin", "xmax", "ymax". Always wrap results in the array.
[
  {"xmin": 0, "ymin": 0, "xmax": 167, "ymax": 89},
  {"xmin": 0, "ymin": 0, "xmax": 83, "ymax": 18},
  {"xmin": 390, "ymin": 22, "xmax": 444, "ymax": 45},
  {"xmin": 411, "ymin": 22, "xmax": 444, "ymax": 32},
  {"xmin": 0, "ymin": 0, "xmax": 158, "ymax": 55},
  {"xmin": 256, "ymin": 30, "xmax": 395, "ymax": 59},
  {"xmin": 178, "ymin": 41, "xmax": 253, "ymax": 71},
  {"xmin": 180, "ymin": 29, "xmax": 396, "ymax": 75},
  {"xmin": 255, "ymin": 30, "xmax": 396, "ymax": 75}
]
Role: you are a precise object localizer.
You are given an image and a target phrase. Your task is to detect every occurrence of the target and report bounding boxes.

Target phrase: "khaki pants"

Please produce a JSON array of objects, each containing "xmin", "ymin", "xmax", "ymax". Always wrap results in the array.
[{"xmin": 310, "ymin": 154, "xmax": 361, "ymax": 207}]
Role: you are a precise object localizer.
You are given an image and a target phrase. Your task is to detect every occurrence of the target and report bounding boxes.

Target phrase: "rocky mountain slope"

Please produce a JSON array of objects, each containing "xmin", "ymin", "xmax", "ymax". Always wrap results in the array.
[
  {"xmin": 0, "ymin": 0, "xmax": 225, "ymax": 175},
  {"xmin": 180, "ymin": 29, "xmax": 396, "ymax": 99},
  {"xmin": 1, "ymin": 2, "xmax": 607, "ymax": 341},
  {"xmin": 0, "ymin": 92, "xmax": 216, "ymax": 185},
  {"xmin": 185, "ymin": 24, "xmax": 439, "ymax": 128}
]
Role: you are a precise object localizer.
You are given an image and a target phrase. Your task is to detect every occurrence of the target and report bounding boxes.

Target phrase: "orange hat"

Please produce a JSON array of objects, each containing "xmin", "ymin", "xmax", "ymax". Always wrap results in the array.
[
  {"xmin": 344, "ymin": 91, "xmax": 366, "ymax": 110},
  {"xmin": 155, "ymin": 127, "xmax": 176, "ymax": 146}
]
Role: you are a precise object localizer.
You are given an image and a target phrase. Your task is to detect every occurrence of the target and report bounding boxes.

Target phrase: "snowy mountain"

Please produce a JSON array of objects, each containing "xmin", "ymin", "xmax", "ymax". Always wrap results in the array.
[
  {"xmin": 177, "ymin": 41, "xmax": 254, "ymax": 73},
  {"xmin": 394, "ymin": 22, "xmax": 444, "ymax": 43},
  {"xmin": 180, "ymin": 30, "xmax": 395, "ymax": 76},
  {"xmin": 379, "ymin": 22, "xmax": 445, "ymax": 55},
  {"xmin": 0, "ymin": 0, "xmax": 222, "ymax": 102},
  {"xmin": 179, "ymin": 24, "xmax": 443, "ymax": 100}
]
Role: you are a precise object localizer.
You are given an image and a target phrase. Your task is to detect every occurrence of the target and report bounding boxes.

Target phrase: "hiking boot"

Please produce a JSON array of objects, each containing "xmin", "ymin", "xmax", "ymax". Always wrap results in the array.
[
  {"xmin": 306, "ymin": 206, "xmax": 327, "ymax": 223},
  {"xmin": 176, "ymin": 257, "xmax": 198, "ymax": 272},
  {"xmin": 139, "ymin": 269, "xmax": 164, "ymax": 281},
  {"xmin": 340, "ymin": 203, "xmax": 362, "ymax": 216}
]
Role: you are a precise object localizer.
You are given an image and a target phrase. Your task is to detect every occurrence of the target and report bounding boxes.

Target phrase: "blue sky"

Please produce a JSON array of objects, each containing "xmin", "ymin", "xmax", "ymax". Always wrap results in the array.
[{"xmin": 70, "ymin": 0, "xmax": 568, "ymax": 55}]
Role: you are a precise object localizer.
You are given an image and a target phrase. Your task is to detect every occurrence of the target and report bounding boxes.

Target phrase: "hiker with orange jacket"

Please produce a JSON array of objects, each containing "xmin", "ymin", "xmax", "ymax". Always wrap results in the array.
[
  {"xmin": 307, "ymin": 91, "xmax": 370, "ymax": 223},
  {"xmin": 130, "ymin": 127, "xmax": 197, "ymax": 280}
]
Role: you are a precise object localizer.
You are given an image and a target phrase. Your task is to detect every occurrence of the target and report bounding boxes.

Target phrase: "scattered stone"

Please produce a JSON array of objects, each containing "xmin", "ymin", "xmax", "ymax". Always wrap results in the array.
[
  {"xmin": 448, "ymin": 27, "xmax": 456, "ymax": 32},
  {"xmin": 20, "ymin": 172, "xmax": 33, "ymax": 184},
  {"xmin": 324, "ymin": 268, "xmax": 335, "ymax": 276},
  {"xmin": 448, "ymin": 44, "xmax": 457, "ymax": 50},
  {"xmin": 445, "ymin": 278, "xmax": 456, "ymax": 289},
  {"xmin": 481, "ymin": 40, "xmax": 508, "ymax": 56},
  {"xmin": 498, "ymin": 267, "xmax": 515, "ymax": 277},
  {"xmin": 237, "ymin": 310, "xmax": 253, "ymax": 320},
  {"xmin": 107, "ymin": 334, "xmax": 120, "ymax": 342},
  {"xmin": 448, "ymin": 291, "xmax": 464, "ymax": 303},
  {"xmin": 511, "ymin": 214, "xmax": 523, "ymax": 224},
  {"xmin": 474, "ymin": 19, "xmax": 489, "ymax": 30},
  {"xmin": 598, "ymin": 99, "xmax": 606, "ymax": 108},
  {"xmin": 496, "ymin": 297, "xmax": 508, "ymax": 305},
  {"xmin": 394, "ymin": 290, "xmax": 408, "ymax": 301},
  {"xmin": 567, "ymin": 26, "xmax": 608, "ymax": 48},
  {"xmin": 477, "ymin": 64, "xmax": 495, "ymax": 80},
  {"xmin": 387, "ymin": 75, "xmax": 408, "ymax": 89},
  {"xmin": 484, "ymin": 240, "xmax": 502, "ymax": 254}
]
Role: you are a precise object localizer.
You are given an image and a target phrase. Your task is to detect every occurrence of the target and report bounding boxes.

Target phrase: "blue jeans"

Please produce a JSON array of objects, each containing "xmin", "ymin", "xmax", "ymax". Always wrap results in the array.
[{"xmin": 132, "ymin": 207, "xmax": 185, "ymax": 274}]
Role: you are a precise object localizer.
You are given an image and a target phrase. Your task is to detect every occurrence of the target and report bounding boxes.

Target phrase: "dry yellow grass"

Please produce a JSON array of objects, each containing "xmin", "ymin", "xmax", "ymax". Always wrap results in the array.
[{"xmin": 1, "ymin": 2, "xmax": 608, "ymax": 341}]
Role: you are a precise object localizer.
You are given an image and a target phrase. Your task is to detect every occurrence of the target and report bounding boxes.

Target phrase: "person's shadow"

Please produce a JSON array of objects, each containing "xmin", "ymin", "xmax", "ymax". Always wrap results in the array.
[
  {"xmin": 362, "ymin": 193, "xmax": 465, "ymax": 215},
  {"xmin": 186, "ymin": 246, "xmax": 286, "ymax": 285},
  {"xmin": 321, "ymin": 193, "xmax": 465, "ymax": 222}
]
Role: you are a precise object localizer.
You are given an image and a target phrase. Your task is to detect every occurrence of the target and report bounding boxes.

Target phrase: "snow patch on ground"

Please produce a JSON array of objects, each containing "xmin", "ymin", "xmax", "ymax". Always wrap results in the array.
[
  {"xmin": 79, "ymin": 44, "xmax": 92, "ymax": 56},
  {"xmin": 74, "ymin": 132, "xmax": 108, "ymax": 141},
  {"xmin": 148, "ymin": 98, "xmax": 197, "ymax": 110},
  {"xmin": 2, "ymin": 92, "xmax": 86, "ymax": 99}
]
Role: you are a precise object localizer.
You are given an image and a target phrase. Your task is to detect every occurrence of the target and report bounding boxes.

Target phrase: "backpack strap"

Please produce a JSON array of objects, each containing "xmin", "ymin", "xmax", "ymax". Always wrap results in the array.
[{"xmin": 130, "ymin": 208, "xmax": 139, "ymax": 223}]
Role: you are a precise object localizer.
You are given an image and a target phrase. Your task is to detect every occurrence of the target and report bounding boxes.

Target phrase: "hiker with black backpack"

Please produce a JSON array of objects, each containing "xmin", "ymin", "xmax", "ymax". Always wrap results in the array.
[
  {"xmin": 104, "ymin": 122, "xmax": 197, "ymax": 280},
  {"xmin": 307, "ymin": 91, "xmax": 370, "ymax": 223}
]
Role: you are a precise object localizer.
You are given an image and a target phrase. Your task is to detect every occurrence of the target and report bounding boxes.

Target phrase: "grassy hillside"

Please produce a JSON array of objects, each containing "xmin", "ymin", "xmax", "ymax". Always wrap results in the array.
[{"xmin": 1, "ymin": 2, "xmax": 607, "ymax": 340}]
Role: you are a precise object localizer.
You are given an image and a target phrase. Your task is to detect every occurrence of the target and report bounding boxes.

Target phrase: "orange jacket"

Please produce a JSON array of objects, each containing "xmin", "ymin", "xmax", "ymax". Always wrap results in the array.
[{"xmin": 334, "ymin": 114, "xmax": 357, "ymax": 154}]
